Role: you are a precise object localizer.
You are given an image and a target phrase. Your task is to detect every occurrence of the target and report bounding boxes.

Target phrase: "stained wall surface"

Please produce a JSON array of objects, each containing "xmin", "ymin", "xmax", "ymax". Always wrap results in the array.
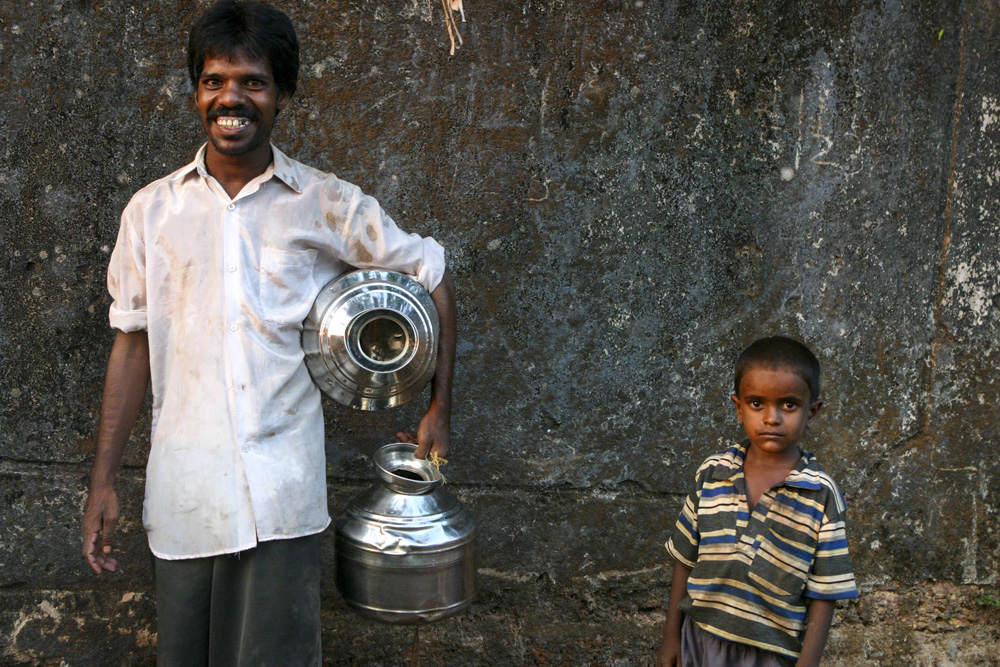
[{"xmin": 1, "ymin": 0, "xmax": 998, "ymax": 664}]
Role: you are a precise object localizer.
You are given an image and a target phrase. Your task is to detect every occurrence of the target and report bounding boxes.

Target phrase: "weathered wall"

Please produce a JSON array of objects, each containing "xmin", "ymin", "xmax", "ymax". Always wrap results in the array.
[{"xmin": 2, "ymin": 0, "xmax": 998, "ymax": 664}]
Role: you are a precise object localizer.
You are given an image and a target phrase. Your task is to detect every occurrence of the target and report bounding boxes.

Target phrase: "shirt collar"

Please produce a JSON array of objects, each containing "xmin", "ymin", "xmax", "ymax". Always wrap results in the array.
[
  {"xmin": 175, "ymin": 147, "xmax": 204, "ymax": 181},
  {"xmin": 180, "ymin": 143, "xmax": 304, "ymax": 194},
  {"xmin": 711, "ymin": 440, "xmax": 823, "ymax": 490},
  {"xmin": 711, "ymin": 442, "xmax": 746, "ymax": 481},
  {"xmin": 269, "ymin": 145, "xmax": 304, "ymax": 193}
]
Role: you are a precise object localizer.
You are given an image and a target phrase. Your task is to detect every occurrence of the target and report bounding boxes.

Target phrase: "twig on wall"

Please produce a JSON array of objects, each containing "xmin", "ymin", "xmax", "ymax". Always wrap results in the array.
[{"xmin": 438, "ymin": 0, "xmax": 466, "ymax": 55}]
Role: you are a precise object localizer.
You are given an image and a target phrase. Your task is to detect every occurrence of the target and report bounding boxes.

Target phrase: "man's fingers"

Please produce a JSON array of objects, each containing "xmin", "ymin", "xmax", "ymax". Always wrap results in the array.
[
  {"xmin": 83, "ymin": 532, "xmax": 102, "ymax": 574},
  {"xmin": 101, "ymin": 518, "xmax": 116, "ymax": 552},
  {"xmin": 430, "ymin": 438, "xmax": 450, "ymax": 460},
  {"xmin": 82, "ymin": 490, "xmax": 121, "ymax": 575},
  {"xmin": 84, "ymin": 531, "xmax": 114, "ymax": 575},
  {"xmin": 82, "ymin": 530, "xmax": 97, "ymax": 558},
  {"xmin": 425, "ymin": 428, "xmax": 450, "ymax": 459},
  {"xmin": 413, "ymin": 439, "xmax": 431, "ymax": 459}
]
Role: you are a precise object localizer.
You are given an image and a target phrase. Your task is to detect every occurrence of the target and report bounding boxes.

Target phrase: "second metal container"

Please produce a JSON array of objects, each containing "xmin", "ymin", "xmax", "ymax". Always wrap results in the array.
[
  {"xmin": 303, "ymin": 269, "xmax": 439, "ymax": 410},
  {"xmin": 334, "ymin": 443, "xmax": 478, "ymax": 625}
]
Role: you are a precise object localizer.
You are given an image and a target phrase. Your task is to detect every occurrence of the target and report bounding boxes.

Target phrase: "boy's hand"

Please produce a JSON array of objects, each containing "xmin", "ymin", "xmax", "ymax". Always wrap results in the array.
[
  {"xmin": 655, "ymin": 638, "xmax": 682, "ymax": 666},
  {"xmin": 82, "ymin": 484, "xmax": 120, "ymax": 574}
]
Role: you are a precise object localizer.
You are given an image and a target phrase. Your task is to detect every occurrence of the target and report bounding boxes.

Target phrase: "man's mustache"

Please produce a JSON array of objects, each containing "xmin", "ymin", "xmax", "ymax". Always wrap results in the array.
[{"xmin": 208, "ymin": 106, "xmax": 261, "ymax": 122}]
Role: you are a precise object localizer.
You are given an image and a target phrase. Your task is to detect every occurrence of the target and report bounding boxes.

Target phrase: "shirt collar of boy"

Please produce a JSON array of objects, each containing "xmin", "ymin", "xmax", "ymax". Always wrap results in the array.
[{"xmin": 711, "ymin": 440, "xmax": 825, "ymax": 491}]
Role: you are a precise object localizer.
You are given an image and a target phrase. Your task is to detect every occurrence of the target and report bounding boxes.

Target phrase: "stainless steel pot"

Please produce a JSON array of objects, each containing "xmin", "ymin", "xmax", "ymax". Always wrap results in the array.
[
  {"xmin": 303, "ymin": 270, "xmax": 439, "ymax": 410},
  {"xmin": 334, "ymin": 443, "xmax": 478, "ymax": 625}
]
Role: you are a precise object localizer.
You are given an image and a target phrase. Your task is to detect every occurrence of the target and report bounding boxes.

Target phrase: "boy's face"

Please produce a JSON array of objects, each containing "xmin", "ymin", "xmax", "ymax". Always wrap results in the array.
[{"xmin": 731, "ymin": 365, "xmax": 822, "ymax": 458}]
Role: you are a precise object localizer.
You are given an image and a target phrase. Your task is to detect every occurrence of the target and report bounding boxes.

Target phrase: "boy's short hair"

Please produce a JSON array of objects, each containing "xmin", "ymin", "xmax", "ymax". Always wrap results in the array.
[
  {"xmin": 188, "ymin": 0, "xmax": 300, "ymax": 98},
  {"xmin": 733, "ymin": 336, "xmax": 821, "ymax": 402}
]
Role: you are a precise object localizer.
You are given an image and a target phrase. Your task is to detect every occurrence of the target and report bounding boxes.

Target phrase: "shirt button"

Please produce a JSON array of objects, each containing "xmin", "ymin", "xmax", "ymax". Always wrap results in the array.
[
  {"xmin": 242, "ymin": 446, "xmax": 249, "ymax": 453},
  {"xmin": 229, "ymin": 323, "xmax": 239, "ymax": 332},
  {"xmin": 227, "ymin": 203, "xmax": 236, "ymax": 211},
  {"xmin": 228, "ymin": 265, "xmax": 237, "ymax": 272}
]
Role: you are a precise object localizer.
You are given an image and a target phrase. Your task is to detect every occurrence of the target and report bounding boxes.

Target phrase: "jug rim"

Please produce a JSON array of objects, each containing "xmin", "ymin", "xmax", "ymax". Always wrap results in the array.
[{"xmin": 374, "ymin": 442, "xmax": 443, "ymax": 494}]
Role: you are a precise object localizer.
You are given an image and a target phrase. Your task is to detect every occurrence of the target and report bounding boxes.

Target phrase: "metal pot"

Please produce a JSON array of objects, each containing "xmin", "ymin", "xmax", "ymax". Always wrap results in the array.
[
  {"xmin": 334, "ymin": 443, "xmax": 478, "ymax": 625},
  {"xmin": 303, "ymin": 270, "xmax": 439, "ymax": 410}
]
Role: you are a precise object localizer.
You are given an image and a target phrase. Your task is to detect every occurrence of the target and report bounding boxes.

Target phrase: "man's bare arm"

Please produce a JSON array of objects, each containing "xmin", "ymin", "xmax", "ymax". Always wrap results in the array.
[
  {"xmin": 398, "ymin": 267, "xmax": 456, "ymax": 459},
  {"xmin": 82, "ymin": 330, "xmax": 150, "ymax": 574}
]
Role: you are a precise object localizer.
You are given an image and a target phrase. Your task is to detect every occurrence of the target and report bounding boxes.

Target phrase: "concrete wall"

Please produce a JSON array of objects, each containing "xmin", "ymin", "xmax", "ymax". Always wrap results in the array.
[{"xmin": 2, "ymin": 0, "xmax": 998, "ymax": 664}]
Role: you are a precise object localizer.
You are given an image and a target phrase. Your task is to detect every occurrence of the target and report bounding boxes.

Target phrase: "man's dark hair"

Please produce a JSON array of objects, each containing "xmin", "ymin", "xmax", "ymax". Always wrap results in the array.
[
  {"xmin": 733, "ymin": 336, "xmax": 821, "ymax": 402},
  {"xmin": 188, "ymin": 0, "xmax": 299, "ymax": 98}
]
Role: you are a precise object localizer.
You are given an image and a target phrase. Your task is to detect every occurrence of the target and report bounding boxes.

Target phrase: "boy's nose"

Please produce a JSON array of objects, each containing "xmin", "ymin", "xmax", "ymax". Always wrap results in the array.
[{"xmin": 763, "ymin": 408, "xmax": 781, "ymax": 424}]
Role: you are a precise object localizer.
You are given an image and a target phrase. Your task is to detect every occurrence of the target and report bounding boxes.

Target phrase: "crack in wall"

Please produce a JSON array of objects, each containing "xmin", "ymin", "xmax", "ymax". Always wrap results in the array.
[
  {"xmin": 853, "ymin": 2, "xmax": 973, "ymax": 497},
  {"xmin": 926, "ymin": 0, "xmax": 971, "ymax": 426}
]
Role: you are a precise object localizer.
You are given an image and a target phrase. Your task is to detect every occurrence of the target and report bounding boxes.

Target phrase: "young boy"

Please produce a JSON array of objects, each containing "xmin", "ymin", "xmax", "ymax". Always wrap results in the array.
[{"xmin": 657, "ymin": 336, "xmax": 858, "ymax": 667}]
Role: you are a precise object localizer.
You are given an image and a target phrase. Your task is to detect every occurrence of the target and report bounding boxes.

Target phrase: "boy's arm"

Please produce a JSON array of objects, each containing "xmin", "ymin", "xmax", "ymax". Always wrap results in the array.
[
  {"xmin": 795, "ymin": 598, "xmax": 836, "ymax": 667},
  {"xmin": 81, "ymin": 330, "xmax": 150, "ymax": 574},
  {"xmin": 656, "ymin": 560, "xmax": 692, "ymax": 667}
]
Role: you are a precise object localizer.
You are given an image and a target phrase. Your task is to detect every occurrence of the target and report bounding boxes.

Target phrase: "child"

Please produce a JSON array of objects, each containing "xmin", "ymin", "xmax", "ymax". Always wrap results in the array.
[{"xmin": 656, "ymin": 336, "xmax": 858, "ymax": 667}]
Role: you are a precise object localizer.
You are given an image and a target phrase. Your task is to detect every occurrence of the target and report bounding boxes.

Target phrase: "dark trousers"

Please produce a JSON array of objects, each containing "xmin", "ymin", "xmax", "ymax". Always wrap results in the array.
[{"xmin": 153, "ymin": 534, "xmax": 322, "ymax": 667}]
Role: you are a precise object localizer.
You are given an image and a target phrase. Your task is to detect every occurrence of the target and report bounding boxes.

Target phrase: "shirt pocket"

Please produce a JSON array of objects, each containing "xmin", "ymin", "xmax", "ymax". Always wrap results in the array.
[
  {"xmin": 746, "ymin": 525, "xmax": 814, "ymax": 600},
  {"xmin": 259, "ymin": 246, "xmax": 318, "ymax": 324}
]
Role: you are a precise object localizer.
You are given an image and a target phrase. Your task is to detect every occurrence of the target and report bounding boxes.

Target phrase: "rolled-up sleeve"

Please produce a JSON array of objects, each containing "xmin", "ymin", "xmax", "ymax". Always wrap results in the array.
[
  {"xmin": 332, "ymin": 183, "xmax": 446, "ymax": 294},
  {"xmin": 107, "ymin": 205, "xmax": 148, "ymax": 332}
]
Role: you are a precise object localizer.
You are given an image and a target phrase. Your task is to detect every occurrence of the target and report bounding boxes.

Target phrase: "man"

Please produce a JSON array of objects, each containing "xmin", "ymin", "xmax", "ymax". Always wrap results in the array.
[{"xmin": 80, "ymin": 1, "xmax": 456, "ymax": 664}]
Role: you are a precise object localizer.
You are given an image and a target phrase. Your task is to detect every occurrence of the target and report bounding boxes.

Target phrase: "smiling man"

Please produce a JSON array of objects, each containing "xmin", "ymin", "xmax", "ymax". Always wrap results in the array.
[{"xmin": 80, "ymin": 1, "xmax": 456, "ymax": 664}]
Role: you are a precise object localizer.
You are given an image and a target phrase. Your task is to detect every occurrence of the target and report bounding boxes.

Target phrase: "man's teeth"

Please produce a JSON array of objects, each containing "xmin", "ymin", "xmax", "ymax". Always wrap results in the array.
[{"xmin": 217, "ymin": 117, "xmax": 249, "ymax": 128}]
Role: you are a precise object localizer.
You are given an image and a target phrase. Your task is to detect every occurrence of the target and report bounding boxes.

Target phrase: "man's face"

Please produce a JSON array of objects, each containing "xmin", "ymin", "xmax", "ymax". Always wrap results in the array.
[{"xmin": 195, "ymin": 50, "xmax": 288, "ymax": 161}]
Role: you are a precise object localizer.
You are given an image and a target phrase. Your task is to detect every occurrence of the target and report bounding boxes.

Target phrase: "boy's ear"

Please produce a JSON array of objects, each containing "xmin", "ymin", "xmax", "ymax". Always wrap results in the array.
[
  {"xmin": 806, "ymin": 399, "xmax": 824, "ymax": 428},
  {"xmin": 730, "ymin": 393, "xmax": 742, "ymax": 424}
]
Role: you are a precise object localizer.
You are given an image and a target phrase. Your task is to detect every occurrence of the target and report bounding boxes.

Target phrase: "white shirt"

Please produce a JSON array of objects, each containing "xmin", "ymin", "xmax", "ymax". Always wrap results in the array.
[{"xmin": 108, "ymin": 145, "xmax": 446, "ymax": 560}]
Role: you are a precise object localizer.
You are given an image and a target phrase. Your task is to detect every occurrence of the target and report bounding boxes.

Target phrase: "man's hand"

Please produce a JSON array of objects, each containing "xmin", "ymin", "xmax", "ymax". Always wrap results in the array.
[
  {"xmin": 82, "ymin": 484, "xmax": 120, "ymax": 574},
  {"xmin": 396, "ymin": 398, "xmax": 450, "ymax": 459},
  {"xmin": 81, "ymin": 329, "xmax": 149, "ymax": 575}
]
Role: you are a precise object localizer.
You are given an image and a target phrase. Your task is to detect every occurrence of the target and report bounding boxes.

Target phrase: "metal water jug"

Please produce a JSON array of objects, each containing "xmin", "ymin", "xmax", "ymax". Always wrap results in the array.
[
  {"xmin": 303, "ymin": 269, "xmax": 439, "ymax": 410},
  {"xmin": 334, "ymin": 443, "xmax": 478, "ymax": 625}
]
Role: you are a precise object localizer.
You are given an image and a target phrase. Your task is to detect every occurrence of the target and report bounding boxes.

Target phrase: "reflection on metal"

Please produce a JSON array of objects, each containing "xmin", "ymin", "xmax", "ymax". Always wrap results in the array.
[
  {"xmin": 335, "ymin": 443, "xmax": 478, "ymax": 625},
  {"xmin": 303, "ymin": 270, "xmax": 439, "ymax": 410}
]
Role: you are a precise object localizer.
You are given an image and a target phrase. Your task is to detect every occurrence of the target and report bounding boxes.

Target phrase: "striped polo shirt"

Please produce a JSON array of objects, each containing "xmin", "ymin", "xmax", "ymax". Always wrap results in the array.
[{"xmin": 666, "ymin": 441, "xmax": 858, "ymax": 661}]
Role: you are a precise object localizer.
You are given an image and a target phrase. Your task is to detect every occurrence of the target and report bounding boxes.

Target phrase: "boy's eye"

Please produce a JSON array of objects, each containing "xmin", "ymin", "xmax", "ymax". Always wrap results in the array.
[{"xmin": 749, "ymin": 400, "xmax": 763, "ymax": 408}]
